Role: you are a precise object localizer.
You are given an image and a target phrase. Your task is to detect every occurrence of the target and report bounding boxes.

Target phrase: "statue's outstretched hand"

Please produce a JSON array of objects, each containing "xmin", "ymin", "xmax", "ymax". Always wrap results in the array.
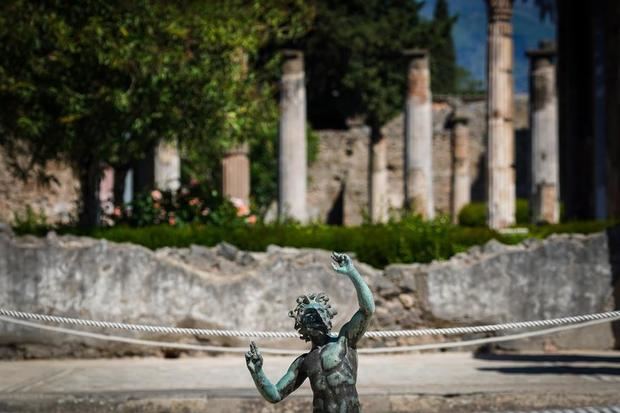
[
  {"xmin": 331, "ymin": 251, "xmax": 354, "ymax": 275},
  {"xmin": 245, "ymin": 341, "xmax": 263, "ymax": 373}
]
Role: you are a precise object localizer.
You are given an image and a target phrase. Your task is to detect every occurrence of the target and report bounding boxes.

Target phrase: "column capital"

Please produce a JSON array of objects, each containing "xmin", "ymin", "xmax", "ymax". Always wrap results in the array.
[
  {"xmin": 403, "ymin": 49, "xmax": 429, "ymax": 68},
  {"xmin": 526, "ymin": 40, "xmax": 556, "ymax": 67},
  {"xmin": 486, "ymin": 0, "xmax": 513, "ymax": 22},
  {"xmin": 224, "ymin": 142, "xmax": 249, "ymax": 156},
  {"xmin": 281, "ymin": 49, "xmax": 304, "ymax": 75},
  {"xmin": 403, "ymin": 48, "xmax": 429, "ymax": 58},
  {"xmin": 448, "ymin": 108, "xmax": 470, "ymax": 127}
]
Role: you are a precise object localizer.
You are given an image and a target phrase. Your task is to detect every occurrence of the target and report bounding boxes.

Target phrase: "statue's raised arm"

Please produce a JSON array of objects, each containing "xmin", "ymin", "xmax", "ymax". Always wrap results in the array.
[
  {"xmin": 247, "ymin": 251, "xmax": 373, "ymax": 411},
  {"xmin": 331, "ymin": 252, "xmax": 375, "ymax": 347}
]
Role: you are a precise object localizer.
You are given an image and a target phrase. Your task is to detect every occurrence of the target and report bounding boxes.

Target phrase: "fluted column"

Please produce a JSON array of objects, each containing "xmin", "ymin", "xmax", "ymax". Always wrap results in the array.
[
  {"xmin": 449, "ymin": 109, "xmax": 470, "ymax": 223},
  {"xmin": 278, "ymin": 50, "xmax": 307, "ymax": 222},
  {"xmin": 486, "ymin": 0, "xmax": 515, "ymax": 229},
  {"xmin": 527, "ymin": 41, "xmax": 559, "ymax": 224},
  {"xmin": 404, "ymin": 49, "xmax": 434, "ymax": 219},
  {"xmin": 222, "ymin": 143, "xmax": 250, "ymax": 206}
]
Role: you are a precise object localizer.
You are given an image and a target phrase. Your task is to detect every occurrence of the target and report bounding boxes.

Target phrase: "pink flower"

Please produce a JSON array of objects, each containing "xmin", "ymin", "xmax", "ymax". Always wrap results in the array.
[
  {"xmin": 151, "ymin": 190, "xmax": 162, "ymax": 201},
  {"xmin": 246, "ymin": 214, "xmax": 257, "ymax": 224},
  {"xmin": 189, "ymin": 197, "xmax": 200, "ymax": 206},
  {"xmin": 168, "ymin": 216, "xmax": 176, "ymax": 225},
  {"xmin": 201, "ymin": 208, "xmax": 210, "ymax": 216},
  {"xmin": 113, "ymin": 206, "xmax": 122, "ymax": 217},
  {"xmin": 230, "ymin": 197, "xmax": 249, "ymax": 216},
  {"xmin": 189, "ymin": 178, "xmax": 199, "ymax": 187}
]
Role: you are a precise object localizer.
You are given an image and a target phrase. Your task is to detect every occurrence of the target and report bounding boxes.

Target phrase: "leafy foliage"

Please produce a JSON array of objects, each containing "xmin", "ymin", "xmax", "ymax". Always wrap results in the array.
[
  {"xmin": 429, "ymin": 0, "xmax": 458, "ymax": 94},
  {"xmin": 0, "ymin": 0, "xmax": 314, "ymax": 227},
  {"xmin": 12, "ymin": 206, "xmax": 48, "ymax": 236},
  {"xmin": 458, "ymin": 199, "xmax": 531, "ymax": 226},
  {"xmin": 104, "ymin": 184, "xmax": 254, "ymax": 228},
  {"xmin": 297, "ymin": 0, "xmax": 429, "ymax": 129},
  {"xmin": 455, "ymin": 66, "xmax": 486, "ymax": 95}
]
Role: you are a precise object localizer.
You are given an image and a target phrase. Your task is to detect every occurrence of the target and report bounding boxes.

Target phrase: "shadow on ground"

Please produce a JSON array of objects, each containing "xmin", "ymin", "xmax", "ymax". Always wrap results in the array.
[
  {"xmin": 474, "ymin": 353, "xmax": 620, "ymax": 364},
  {"xmin": 474, "ymin": 352, "xmax": 620, "ymax": 376},
  {"xmin": 477, "ymin": 365, "xmax": 620, "ymax": 375}
]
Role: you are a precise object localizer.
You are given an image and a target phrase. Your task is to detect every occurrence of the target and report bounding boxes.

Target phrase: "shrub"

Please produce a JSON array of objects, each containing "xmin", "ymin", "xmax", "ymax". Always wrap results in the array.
[
  {"xmin": 105, "ymin": 182, "xmax": 255, "ymax": 228},
  {"xmin": 80, "ymin": 216, "xmax": 531, "ymax": 268},
  {"xmin": 84, "ymin": 218, "xmax": 615, "ymax": 268},
  {"xmin": 19, "ymin": 210, "xmax": 616, "ymax": 269},
  {"xmin": 458, "ymin": 199, "xmax": 530, "ymax": 226},
  {"xmin": 13, "ymin": 206, "xmax": 48, "ymax": 236},
  {"xmin": 457, "ymin": 202, "xmax": 486, "ymax": 227},
  {"xmin": 515, "ymin": 198, "xmax": 530, "ymax": 224}
]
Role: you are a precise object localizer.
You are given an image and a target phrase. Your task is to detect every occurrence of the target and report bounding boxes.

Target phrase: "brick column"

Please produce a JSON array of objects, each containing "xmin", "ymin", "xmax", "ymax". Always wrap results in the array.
[
  {"xmin": 222, "ymin": 143, "xmax": 250, "ymax": 206},
  {"xmin": 527, "ymin": 41, "xmax": 559, "ymax": 224},
  {"xmin": 449, "ymin": 109, "xmax": 470, "ymax": 223},
  {"xmin": 486, "ymin": 0, "xmax": 515, "ymax": 228},
  {"xmin": 278, "ymin": 50, "xmax": 307, "ymax": 222},
  {"xmin": 404, "ymin": 49, "xmax": 434, "ymax": 219}
]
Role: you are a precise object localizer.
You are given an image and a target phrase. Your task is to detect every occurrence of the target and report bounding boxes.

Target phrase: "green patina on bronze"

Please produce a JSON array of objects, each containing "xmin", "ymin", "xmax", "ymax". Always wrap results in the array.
[{"xmin": 245, "ymin": 252, "xmax": 375, "ymax": 412}]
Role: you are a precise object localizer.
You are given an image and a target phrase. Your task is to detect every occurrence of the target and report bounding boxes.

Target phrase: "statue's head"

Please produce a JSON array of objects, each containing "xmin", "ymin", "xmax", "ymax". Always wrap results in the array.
[{"xmin": 288, "ymin": 292, "xmax": 337, "ymax": 341}]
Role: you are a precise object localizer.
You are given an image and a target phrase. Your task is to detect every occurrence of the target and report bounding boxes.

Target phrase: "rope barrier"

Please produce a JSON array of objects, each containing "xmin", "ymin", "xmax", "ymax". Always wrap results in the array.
[
  {"xmin": 1, "ymin": 308, "xmax": 619, "ymax": 339},
  {"xmin": 1, "ymin": 313, "xmax": 619, "ymax": 354},
  {"xmin": 1, "ymin": 308, "xmax": 619, "ymax": 354}
]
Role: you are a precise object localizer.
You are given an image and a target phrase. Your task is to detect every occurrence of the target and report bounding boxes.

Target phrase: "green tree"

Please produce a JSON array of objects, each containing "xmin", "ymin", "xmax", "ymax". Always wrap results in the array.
[
  {"xmin": 296, "ymin": 0, "xmax": 429, "ymax": 221},
  {"xmin": 429, "ymin": 0, "xmax": 458, "ymax": 94},
  {"xmin": 455, "ymin": 66, "xmax": 485, "ymax": 95},
  {"xmin": 0, "ymin": 0, "xmax": 313, "ymax": 228}
]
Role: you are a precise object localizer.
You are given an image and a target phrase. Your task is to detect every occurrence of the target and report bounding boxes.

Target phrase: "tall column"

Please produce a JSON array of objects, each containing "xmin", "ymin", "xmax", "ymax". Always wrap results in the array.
[
  {"xmin": 154, "ymin": 140, "xmax": 181, "ymax": 192},
  {"xmin": 527, "ymin": 42, "xmax": 559, "ymax": 224},
  {"xmin": 486, "ymin": 0, "xmax": 515, "ymax": 229},
  {"xmin": 404, "ymin": 49, "xmax": 434, "ymax": 219},
  {"xmin": 449, "ymin": 109, "xmax": 470, "ymax": 224},
  {"xmin": 222, "ymin": 143, "xmax": 250, "ymax": 206},
  {"xmin": 369, "ymin": 127, "xmax": 388, "ymax": 223},
  {"xmin": 278, "ymin": 50, "xmax": 307, "ymax": 222}
]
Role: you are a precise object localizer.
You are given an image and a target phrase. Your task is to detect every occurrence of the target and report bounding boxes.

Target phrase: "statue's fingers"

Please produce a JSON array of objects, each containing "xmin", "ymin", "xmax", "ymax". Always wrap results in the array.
[{"xmin": 251, "ymin": 343, "xmax": 261, "ymax": 357}]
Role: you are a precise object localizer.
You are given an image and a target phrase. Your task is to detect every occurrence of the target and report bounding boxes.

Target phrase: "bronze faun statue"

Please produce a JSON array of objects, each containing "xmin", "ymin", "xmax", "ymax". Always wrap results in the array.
[{"xmin": 245, "ymin": 252, "xmax": 375, "ymax": 412}]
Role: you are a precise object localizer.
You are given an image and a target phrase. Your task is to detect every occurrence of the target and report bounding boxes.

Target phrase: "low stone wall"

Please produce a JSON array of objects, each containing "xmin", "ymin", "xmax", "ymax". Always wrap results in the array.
[{"xmin": 0, "ymin": 227, "xmax": 618, "ymax": 358}]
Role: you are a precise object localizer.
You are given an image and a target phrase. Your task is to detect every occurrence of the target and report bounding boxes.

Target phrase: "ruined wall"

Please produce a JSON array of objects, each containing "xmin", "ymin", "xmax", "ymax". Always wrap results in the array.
[
  {"xmin": 0, "ymin": 96, "xmax": 530, "ymax": 227},
  {"xmin": 308, "ymin": 95, "xmax": 529, "ymax": 225},
  {"xmin": 0, "ymin": 147, "xmax": 79, "ymax": 225},
  {"xmin": 0, "ymin": 227, "xmax": 617, "ymax": 359}
]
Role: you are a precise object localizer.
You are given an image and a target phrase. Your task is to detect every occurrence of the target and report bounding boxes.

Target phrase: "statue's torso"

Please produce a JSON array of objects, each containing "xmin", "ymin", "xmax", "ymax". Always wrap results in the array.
[{"xmin": 302, "ymin": 336, "xmax": 360, "ymax": 413}]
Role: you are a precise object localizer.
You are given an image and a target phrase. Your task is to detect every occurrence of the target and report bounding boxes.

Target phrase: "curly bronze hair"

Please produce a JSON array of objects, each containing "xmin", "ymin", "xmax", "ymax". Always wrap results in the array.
[{"xmin": 288, "ymin": 292, "xmax": 338, "ymax": 341}]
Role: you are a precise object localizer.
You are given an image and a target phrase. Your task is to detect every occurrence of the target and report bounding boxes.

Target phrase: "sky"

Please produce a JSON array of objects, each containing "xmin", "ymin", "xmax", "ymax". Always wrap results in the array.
[{"xmin": 419, "ymin": 0, "xmax": 556, "ymax": 93}]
